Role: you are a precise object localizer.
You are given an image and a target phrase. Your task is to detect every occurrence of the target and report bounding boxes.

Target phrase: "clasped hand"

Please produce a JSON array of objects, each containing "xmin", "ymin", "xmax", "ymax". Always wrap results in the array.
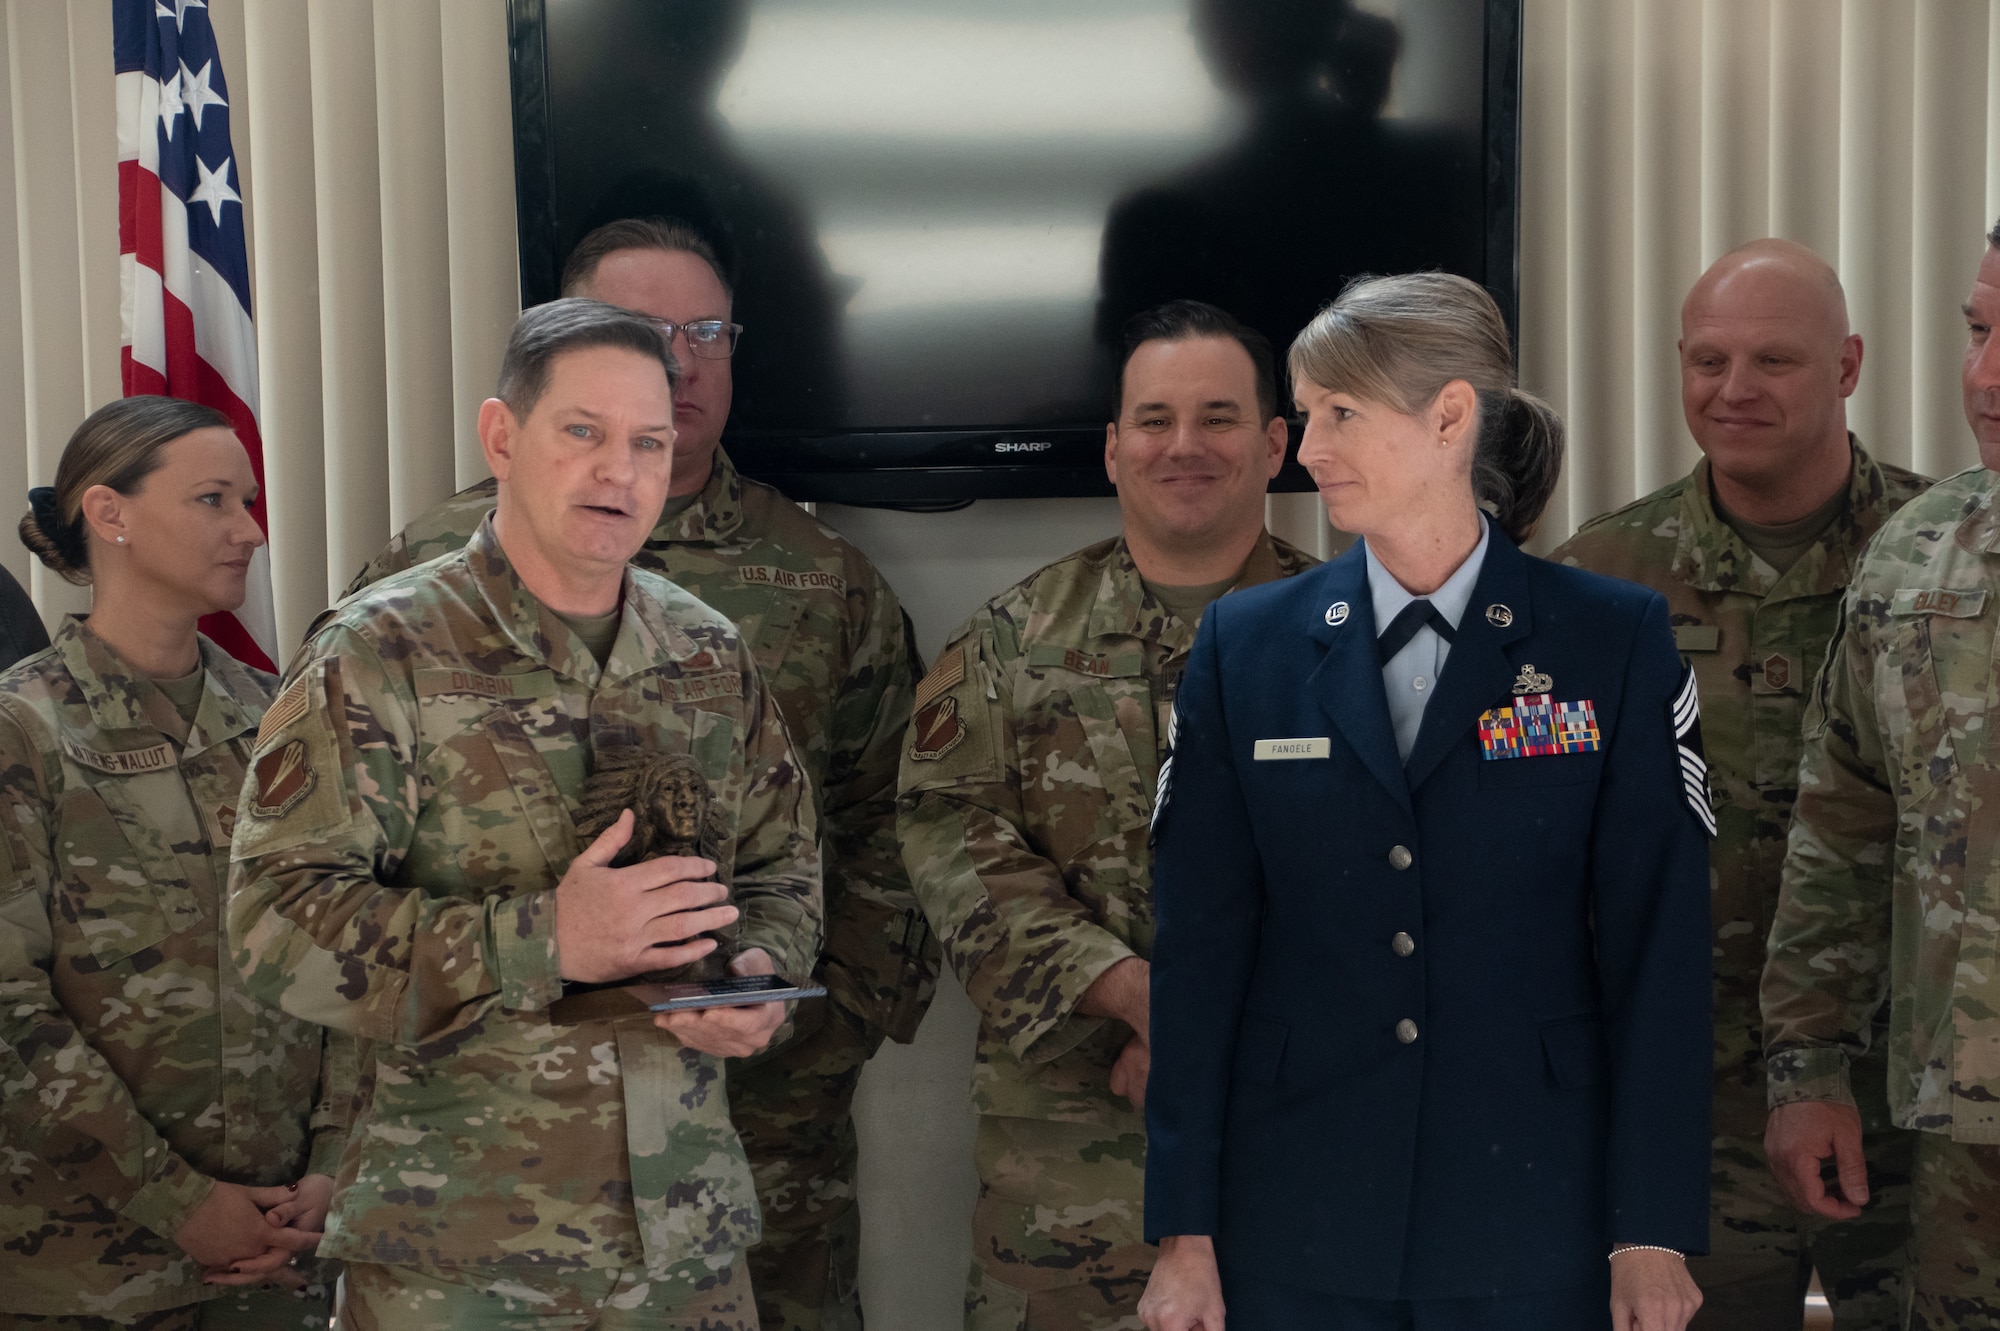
[
  {"xmin": 175, "ymin": 1173, "xmax": 333, "ymax": 1288},
  {"xmin": 555, "ymin": 809, "xmax": 786, "ymax": 1058}
]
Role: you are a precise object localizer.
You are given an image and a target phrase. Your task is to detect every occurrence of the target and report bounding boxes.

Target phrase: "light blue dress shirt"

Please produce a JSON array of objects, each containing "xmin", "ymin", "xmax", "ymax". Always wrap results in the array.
[{"xmin": 1365, "ymin": 514, "xmax": 1491, "ymax": 762}]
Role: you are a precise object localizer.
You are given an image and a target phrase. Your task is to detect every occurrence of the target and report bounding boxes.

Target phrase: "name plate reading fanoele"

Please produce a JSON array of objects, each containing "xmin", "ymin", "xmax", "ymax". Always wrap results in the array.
[{"xmin": 1253, "ymin": 737, "xmax": 1331, "ymax": 761}]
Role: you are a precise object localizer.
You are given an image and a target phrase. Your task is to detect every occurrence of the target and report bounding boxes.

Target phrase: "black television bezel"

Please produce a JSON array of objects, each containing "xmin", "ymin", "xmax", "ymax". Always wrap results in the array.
[{"xmin": 506, "ymin": 0, "xmax": 1523, "ymax": 504}]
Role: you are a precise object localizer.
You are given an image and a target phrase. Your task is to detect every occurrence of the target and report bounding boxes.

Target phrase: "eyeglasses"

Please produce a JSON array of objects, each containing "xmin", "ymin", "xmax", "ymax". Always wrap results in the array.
[{"xmin": 649, "ymin": 318, "xmax": 744, "ymax": 360}]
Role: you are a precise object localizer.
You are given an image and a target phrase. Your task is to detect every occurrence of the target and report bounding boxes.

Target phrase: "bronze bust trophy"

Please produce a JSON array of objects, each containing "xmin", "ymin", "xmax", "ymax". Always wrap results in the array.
[{"xmin": 573, "ymin": 748, "xmax": 738, "ymax": 981}]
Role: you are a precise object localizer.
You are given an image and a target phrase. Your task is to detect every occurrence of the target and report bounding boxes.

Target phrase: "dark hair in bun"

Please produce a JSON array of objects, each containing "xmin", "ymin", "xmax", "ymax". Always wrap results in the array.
[{"xmin": 20, "ymin": 396, "xmax": 232, "ymax": 585}]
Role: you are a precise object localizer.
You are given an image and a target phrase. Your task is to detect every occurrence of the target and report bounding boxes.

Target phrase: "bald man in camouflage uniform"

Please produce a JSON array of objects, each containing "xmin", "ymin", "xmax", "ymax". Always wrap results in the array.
[
  {"xmin": 345, "ymin": 219, "xmax": 935, "ymax": 1331},
  {"xmin": 231, "ymin": 300, "xmax": 822, "ymax": 1327},
  {"xmin": 1557, "ymin": 240, "xmax": 1926, "ymax": 1329},
  {"xmin": 1762, "ymin": 224, "xmax": 2000, "ymax": 1331},
  {"xmin": 899, "ymin": 302, "xmax": 1314, "ymax": 1330}
]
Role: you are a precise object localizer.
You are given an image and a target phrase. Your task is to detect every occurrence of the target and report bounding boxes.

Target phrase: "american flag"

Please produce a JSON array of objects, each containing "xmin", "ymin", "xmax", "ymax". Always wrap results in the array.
[{"xmin": 113, "ymin": 0, "xmax": 275, "ymax": 672}]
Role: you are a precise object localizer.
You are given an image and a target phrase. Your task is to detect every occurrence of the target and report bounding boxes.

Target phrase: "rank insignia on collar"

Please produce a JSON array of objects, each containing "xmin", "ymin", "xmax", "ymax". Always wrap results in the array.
[
  {"xmin": 1477, "ymin": 694, "xmax": 1601, "ymax": 760},
  {"xmin": 1512, "ymin": 663, "xmax": 1552, "ymax": 695},
  {"xmin": 1485, "ymin": 603, "xmax": 1514, "ymax": 627},
  {"xmin": 1325, "ymin": 601, "xmax": 1350, "ymax": 626}
]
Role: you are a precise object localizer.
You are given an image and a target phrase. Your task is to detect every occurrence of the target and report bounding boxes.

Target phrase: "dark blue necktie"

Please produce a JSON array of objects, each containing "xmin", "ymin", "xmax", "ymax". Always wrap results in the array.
[{"xmin": 1377, "ymin": 598, "xmax": 1456, "ymax": 664}]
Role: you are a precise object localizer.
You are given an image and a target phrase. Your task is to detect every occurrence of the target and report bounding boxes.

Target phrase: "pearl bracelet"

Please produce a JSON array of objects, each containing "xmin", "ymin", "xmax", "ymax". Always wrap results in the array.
[{"xmin": 1609, "ymin": 1245, "xmax": 1685, "ymax": 1260}]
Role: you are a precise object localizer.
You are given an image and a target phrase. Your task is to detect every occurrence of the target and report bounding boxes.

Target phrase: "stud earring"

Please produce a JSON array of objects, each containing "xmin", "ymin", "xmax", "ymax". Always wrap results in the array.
[{"xmin": 115, "ymin": 536, "xmax": 125, "ymax": 544}]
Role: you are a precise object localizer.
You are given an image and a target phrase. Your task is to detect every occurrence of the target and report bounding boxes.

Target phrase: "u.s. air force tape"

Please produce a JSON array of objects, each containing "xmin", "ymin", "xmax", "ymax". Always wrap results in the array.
[{"xmin": 1671, "ymin": 662, "xmax": 1716, "ymax": 837}]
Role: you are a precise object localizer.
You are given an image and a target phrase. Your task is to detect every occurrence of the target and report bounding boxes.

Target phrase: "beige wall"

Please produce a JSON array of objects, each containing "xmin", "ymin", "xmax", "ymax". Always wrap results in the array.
[{"xmin": 6, "ymin": 2, "xmax": 2000, "ymax": 1326}]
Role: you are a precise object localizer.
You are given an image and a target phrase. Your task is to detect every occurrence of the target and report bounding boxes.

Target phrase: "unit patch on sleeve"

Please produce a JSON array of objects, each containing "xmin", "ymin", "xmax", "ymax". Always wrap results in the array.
[
  {"xmin": 1670, "ymin": 663, "xmax": 1716, "ymax": 836},
  {"xmin": 248, "ymin": 738, "xmax": 318, "ymax": 819},
  {"xmin": 909, "ymin": 696, "xmax": 967, "ymax": 762},
  {"xmin": 1477, "ymin": 693, "xmax": 1600, "ymax": 760}
]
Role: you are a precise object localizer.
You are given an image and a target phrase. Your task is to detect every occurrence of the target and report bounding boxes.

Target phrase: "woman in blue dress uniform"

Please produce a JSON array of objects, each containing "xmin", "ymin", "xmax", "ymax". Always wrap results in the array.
[{"xmin": 1138, "ymin": 274, "xmax": 1711, "ymax": 1331}]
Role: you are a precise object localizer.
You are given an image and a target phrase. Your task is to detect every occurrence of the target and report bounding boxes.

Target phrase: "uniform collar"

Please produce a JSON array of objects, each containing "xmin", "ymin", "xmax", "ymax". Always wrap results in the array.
[
  {"xmin": 1304, "ymin": 527, "xmax": 1533, "ymax": 809},
  {"xmin": 1672, "ymin": 434, "xmax": 1895, "ymax": 600},
  {"xmin": 52, "ymin": 616, "xmax": 262, "ymax": 756},
  {"xmin": 1089, "ymin": 530, "xmax": 1293, "ymax": 645},
  {"xmin": 1363, "ymin": 512, "xmax": 1490, "ymax": 634},
  {"xmin": 464, "ymin": 513, "xmax": 703, "ymax": 687},
  {"xmin": 648, "ymin": 448, "xmax": 747, "ymax": 550},
  {"xmin": 1953, "ymin": 468, "xmax": 2000, "ymax": 555}
]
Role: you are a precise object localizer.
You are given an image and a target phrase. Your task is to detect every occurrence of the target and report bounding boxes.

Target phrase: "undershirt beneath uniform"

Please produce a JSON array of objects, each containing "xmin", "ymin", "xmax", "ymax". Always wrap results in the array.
[
  {"xmin": 554, "ymin": 607, "xmax": 622, "ymax": 669},
  {"xmin": 151, "ymin": 666, "xmax": 206, "ymax": 729},
  {"xmin": 1712, "ymin": 481, "xmax": 1847, "ymax": 577},
  {"xmin": 1139, "ymin": 575, "xmax": 1238, "ymax": 635}
]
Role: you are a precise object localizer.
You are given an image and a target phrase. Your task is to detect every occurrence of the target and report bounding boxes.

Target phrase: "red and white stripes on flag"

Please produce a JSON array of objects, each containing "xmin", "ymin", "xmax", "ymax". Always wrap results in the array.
[{"xmin": 114, "ymin": 0, "xmax": 276, "ymax": 672}]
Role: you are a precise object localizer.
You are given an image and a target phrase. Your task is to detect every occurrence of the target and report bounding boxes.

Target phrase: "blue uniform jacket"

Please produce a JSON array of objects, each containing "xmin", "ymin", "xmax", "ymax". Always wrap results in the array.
[{"xmin": 1143, "ymin": 528, "xmax": 1711, "ymax": 1300}]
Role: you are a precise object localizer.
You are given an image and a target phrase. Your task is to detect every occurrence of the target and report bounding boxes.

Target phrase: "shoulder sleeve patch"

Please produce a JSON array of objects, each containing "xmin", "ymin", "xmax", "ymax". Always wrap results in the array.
[
  {"xmin": 901, "ymin": 635, "xmax": 1002, "ymax": 784},
  {"xmin": 913, "ymin": 643, "xmax": 965, "ymax": 712},
  {"xmin": 908, "ymin": 695, "xmax": 967, "ymax": 762},
  {"xmin": 248, "ymin": 738, "xmax": 318, "ymax": 819},
  {"xmin": 255, "ymin": 674, "xmax": 312, "ymax": 748},
  {"xmin": 234, "ymin": 659, "xmax": 354, "ymax": 859}
]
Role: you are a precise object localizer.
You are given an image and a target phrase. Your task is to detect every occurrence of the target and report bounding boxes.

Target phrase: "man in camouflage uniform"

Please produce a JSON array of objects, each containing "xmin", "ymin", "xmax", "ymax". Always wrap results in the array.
[
  {"xmin": 228, "ymin": 299, "xmax": 822, "ymax": 1327},
  {"xmin": 345, "ymin": 218, "xmax": 934, "ymax": 1331},
  {"xmin": 1761, "ymin": 222, "xmax": 2000, "ymax": 1330},
  {"xmin": 1557, "ymin": 239, "xmax": 1926, "ymax": 1329},
  {"xmin": 898, "ymin": 301, "xmax": 1316, "ymax": 1330}
]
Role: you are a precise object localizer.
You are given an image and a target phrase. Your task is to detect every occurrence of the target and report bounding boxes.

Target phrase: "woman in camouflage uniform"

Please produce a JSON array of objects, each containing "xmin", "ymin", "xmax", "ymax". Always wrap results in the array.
[{"xmin": 0, "ymin": 397, "xmax": 349, "ymax": 1329}]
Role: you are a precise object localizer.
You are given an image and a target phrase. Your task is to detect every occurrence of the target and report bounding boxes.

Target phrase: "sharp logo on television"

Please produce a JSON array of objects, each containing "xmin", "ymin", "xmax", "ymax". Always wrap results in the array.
[{"xmin": 994, "ymin": 440, "xmax": 1054, "ymax": 454}]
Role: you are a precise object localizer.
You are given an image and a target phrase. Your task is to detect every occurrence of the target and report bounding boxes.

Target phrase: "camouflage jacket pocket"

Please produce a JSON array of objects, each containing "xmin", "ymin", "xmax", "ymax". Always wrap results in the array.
[
  {"xmin": 416, "ymin": 684, "xmax": 582, "ymax": 889},
  {"xmin": 53, "ymin": 785, "xmax": 189, "ymax": 967},
  {"xmin": 672, "ymin": 704, "xmax": 743, "ymax": 796},
  {"xmin": 618, "ymin": 1026, "xmax": 763, "ymax": 1273},
  {"xmin": 1022, "ymin": 647, "xmax": 1157, "ymax": 851},
  {"xmin": 1884, "ymin": 590, "xmax": 1989, "ymax": 797},
  {"xmin": 1021, "ymin": 656, "xmax": 1159, "ymax": 956}
]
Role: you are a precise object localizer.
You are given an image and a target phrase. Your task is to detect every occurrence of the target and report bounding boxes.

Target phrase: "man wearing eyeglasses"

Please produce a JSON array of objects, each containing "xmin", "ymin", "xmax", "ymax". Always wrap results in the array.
[{"xmin": 345, "ymin": 216, "xmax": 939, "ymax": 1331}]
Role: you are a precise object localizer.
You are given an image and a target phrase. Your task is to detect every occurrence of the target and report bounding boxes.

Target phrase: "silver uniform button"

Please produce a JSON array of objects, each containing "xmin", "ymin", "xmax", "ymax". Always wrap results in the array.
[
  {"xmin": 1388, "ymin": 845, "xmax": 1413, "ymax": 870},
  {"xmin": 1392, "ymin": 931, "xmax": 1415, "ymax": 957},
  {"xmin": 1396, "ymin": 1018, "xmax": 1419, "ymax": 1044}
]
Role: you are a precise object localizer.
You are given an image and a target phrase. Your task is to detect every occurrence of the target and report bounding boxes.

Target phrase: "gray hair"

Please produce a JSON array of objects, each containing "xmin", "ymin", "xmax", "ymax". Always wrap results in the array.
[
  {"xmin": 495, "ymin": 297, "xmax": 680, "ymax": 418},
  {"xmin": 1289, "ymin": 272, "xmax": 1563, "ymax": 542}
]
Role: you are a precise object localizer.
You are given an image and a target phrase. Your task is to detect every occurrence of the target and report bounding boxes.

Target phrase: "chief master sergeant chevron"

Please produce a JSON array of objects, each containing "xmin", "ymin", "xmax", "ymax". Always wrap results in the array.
[
  {"xmin": 1760, "ymin": 219, "xmax": 2000, "ymax": 1329},
  {"xmin": 226, "ymin": 298, "xmax": 822, "ymax": 1328},
  {"xmin": 897, "ymin": 300, "xmax": 1316, "ymax": 1329}
]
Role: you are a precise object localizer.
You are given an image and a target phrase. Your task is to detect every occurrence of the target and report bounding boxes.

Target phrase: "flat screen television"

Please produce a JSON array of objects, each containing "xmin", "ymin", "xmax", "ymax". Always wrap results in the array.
[{"xmin": 508, "ymin": 0, "xmax": 1522, "ymax": 503}]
